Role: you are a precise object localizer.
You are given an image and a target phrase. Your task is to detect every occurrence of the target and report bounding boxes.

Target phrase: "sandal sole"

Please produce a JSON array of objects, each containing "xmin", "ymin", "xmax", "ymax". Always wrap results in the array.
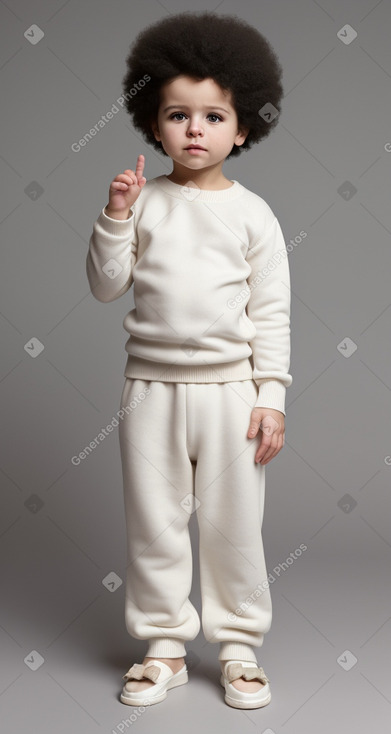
[{"xmin": 220, "ymin": 674, "xmax": 271, "ymax": 709}]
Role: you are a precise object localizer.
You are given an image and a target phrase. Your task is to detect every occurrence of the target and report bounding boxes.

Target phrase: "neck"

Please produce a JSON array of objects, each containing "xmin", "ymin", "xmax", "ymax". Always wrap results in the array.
[{"xmin": 166, "ymin": 164, "xmax": 232, "ymax": 190}]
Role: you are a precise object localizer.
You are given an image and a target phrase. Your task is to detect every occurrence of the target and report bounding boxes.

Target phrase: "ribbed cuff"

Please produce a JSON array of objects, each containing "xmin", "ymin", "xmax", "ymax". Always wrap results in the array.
[
  {"xmin": 254, "ymin": 379, "xmax": 287, "ymax": 415},
  {"xmin": 101, "ymin": 206, "xmax": 135, "ymax": 232},
  {"xmin": 218, "ymin": 642, "xmax": 260, "ymax": 663},
  {"xmin": 146, "ymin": 637, "xmax": 187, "ymax": 658}
]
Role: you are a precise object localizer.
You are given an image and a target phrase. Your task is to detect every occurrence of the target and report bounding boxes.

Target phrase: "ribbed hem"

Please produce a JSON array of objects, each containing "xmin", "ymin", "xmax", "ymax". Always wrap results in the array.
[
  {"xmin": 218, "ymin": 642, "xmax": 260, "ymax": 663},
  {"xmin": 146, "ymin": 637, "xmax": 187, "ymax": 658},
  {"xmin": 124, "ymin": 354, "xmax": 254, "ymax": 383}
]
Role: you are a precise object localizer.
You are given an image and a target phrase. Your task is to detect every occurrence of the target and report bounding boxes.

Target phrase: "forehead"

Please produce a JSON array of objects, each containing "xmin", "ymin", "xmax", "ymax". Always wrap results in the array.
[{"xmin": 158, "ymin": 75, "xmax": 234, "ymax": 108}]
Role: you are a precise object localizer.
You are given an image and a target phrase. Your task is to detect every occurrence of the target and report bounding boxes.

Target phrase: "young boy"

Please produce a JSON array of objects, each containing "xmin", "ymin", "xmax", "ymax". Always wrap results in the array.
[{"xmin": 86, "ymin": 12, "xmax": 292, "ymax": 710}]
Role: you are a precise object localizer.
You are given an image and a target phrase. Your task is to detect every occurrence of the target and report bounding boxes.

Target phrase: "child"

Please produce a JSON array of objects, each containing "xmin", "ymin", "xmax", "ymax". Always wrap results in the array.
[{"xmin": 86, "ymin": 11, "xmax": 292, "ymax": 710}]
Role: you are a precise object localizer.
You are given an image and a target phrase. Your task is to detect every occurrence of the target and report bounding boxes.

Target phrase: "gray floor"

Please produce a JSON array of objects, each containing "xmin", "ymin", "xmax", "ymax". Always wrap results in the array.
[{"xmin": 1, "ymin": 502, "xmax": 389, "ymax": 732}]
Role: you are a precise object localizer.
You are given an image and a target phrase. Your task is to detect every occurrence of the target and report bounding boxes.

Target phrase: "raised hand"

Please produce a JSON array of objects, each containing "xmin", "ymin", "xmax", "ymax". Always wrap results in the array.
[{"xmin": 106, "ymin": 154, "xmax": 146, "ymax": 219}]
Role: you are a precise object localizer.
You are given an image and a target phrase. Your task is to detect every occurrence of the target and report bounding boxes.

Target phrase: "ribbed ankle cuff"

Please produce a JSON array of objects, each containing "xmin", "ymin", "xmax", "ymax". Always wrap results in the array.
[
  {"xmin": 218, "ymin": 642, "xmax": 259, "ymax": 663},
  {"xmin": 146, "ymin": 637, "xmax": 187, "ymax": 658}
]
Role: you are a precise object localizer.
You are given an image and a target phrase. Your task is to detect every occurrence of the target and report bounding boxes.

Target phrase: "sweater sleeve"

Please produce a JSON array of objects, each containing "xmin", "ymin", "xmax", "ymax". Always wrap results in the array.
[
  {"xmin": 245, "ymin": 215, "xmax": 292, "ymax": 415},
  {"xmin": 86, "ymin": 206, "xmax": 138, "ymax": 303}
]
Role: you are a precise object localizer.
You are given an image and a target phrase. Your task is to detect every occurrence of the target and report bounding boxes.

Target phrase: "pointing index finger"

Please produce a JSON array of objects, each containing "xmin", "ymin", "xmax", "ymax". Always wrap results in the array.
[{"xmin": 135, "ymin": 154, "xmax": 145, "ymax": 179}]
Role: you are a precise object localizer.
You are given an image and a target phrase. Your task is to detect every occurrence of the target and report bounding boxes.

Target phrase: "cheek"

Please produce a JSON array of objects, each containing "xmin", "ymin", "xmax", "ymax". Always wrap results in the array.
[
  {"xmin": 163, "ymin": 128, "xmax": 181, "ymax": 146},
  {"xmin": 158, "ymin": 129, "xmax": 179, "ymax": 155}
]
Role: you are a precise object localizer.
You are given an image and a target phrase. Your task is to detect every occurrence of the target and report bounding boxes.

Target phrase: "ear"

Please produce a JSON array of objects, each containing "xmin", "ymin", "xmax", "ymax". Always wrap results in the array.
[
  {"xmin": 235, "ymin": 126, "xmax": 249, "ymax": 147},
  {"xmin": 151, "ymin": 119, "xmax": 161, "ymax": 142}
]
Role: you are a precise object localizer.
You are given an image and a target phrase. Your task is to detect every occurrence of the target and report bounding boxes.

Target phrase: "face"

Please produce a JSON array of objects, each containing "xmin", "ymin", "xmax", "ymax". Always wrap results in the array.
[{"xmin": 151, "ymin": 75, "xmax": 248, "ymax": 177}]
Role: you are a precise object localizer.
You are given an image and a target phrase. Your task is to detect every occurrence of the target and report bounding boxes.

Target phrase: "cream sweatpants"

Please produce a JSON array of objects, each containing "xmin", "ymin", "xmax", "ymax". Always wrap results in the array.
[{"xmin": 118, "ymin": 377, "xmax": 272, "ymax": 664}]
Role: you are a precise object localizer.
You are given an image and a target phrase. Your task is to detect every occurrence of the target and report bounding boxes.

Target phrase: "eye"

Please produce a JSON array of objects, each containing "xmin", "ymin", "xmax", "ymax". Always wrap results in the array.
[
  {"xmin": 169, "ymin": 112, "xmax": 187, "ymax": 120},
  {"xmin": 168, "ymin": 112, "xmax": 223, "ymax": 122}
]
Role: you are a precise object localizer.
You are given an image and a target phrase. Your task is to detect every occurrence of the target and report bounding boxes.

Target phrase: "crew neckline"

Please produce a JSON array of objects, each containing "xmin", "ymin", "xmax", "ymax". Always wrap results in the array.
[{"xmin": 154, "ymin": 174, "xmax": 244, "ymax": 202}]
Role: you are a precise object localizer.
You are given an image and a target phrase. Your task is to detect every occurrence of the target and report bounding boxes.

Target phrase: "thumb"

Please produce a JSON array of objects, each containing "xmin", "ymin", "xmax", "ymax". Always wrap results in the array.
[
  {"xmin": 248, "ymin": 423, "xmax": 259, "ymax": 438},
  {"xmin": 248, "ymin": 409, "xmax": 263, "ymax": 437}
]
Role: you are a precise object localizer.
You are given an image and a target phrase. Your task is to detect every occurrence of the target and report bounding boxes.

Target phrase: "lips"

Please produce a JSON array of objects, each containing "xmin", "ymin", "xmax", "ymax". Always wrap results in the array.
[{"xmin": 185, "ymin": 145, "xmax": 206, "ymax": 150}]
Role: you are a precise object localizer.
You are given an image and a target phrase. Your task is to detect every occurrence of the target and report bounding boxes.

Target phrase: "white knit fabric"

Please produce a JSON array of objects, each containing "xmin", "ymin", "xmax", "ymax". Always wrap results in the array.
[
  {"xmin": 118, "ymin": 378, "xmax": 272, "ymax": 660},
  {"xmin": 87, "ymin": 175, "xmax": 292, "ymax": 414}
]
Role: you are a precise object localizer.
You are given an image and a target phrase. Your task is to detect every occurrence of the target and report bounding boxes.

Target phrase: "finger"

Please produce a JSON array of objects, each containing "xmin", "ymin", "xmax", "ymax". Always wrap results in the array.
[
  {"xmin": 114, "ymin": 173, "xmax": 137, "ymax": 187},
  {"xmin": 262, "ymin": 443, "xmax": 281, "ymax": 464},
  {"xmin": 255, "ymin": 437, "xmax": 271, "ymax": 463},
  {"xmin": 110, "ymin": 180, "xmax": 136, "ymax": 192},
  {"xmin": 259, "ymin": 452, "xmax": 276, "ymax": 466},
  {"xmin": 256, "ymin": 433, "xmax": 283, "ymax": 464},
  {"xmin": 259, "ymin": 441, "xmax": 277, "ymax": 462},
  {"xmin": 257, "ymin": 446, "xmax": 275, "ymax": 465},
  {"xmin": 247, "ymin": 421, "xmax": 260, "ymax": 438},
  {"xmin": 135, "ymin": 154, "xmax": 145, "ymax": 179},
  {"xmin": 255, "ymin": 429, "xmax": 277, "ymax": 462},
  {"xmin": 122, "ymin": 170, "xmax": 138, "ymax": 184}
]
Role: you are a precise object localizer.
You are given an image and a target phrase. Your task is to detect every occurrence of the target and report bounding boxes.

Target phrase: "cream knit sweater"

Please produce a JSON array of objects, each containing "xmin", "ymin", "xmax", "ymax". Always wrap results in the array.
[{"xmin": 86, "ymin": 175, "xmax": 292, "ymax": 414}]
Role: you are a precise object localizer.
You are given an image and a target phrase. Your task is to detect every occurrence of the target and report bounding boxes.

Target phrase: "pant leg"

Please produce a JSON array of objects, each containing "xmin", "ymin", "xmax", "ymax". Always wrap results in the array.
[
  {"xmin": 118, "ymin": 378, "xmax": 201, "ymax": 659},
  {"xmin": 189, "ymin": 380, "xmax": 272, "ymax": 663}
]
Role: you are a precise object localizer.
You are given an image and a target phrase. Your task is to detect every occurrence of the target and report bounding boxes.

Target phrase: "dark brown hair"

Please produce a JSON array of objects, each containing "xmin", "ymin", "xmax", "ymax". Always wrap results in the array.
[{"xmin": 121, "ymin": 11, "xmax": 284, "ymax": 159}]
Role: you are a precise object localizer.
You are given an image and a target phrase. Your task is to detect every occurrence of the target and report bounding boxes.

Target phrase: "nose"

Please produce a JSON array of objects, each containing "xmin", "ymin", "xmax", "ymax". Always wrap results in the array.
[{"xmin": 187, "ymin": 117, "xmax": 204, "ymax": 137}]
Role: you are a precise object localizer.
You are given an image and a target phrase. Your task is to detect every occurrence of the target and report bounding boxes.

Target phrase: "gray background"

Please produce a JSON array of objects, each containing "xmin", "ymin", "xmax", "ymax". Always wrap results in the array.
[{"xmin": 1, "ymin": 0, "xmax": 390, "ymax": 731}]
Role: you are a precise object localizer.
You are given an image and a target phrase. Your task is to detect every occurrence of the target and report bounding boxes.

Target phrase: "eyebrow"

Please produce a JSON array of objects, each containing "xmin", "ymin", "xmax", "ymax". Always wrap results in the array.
[{"xmin": 163, "ymin": 105, "xmax": 231, "ymax": 114}]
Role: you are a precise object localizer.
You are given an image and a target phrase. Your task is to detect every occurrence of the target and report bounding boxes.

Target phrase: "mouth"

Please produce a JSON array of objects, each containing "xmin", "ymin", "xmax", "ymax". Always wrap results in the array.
[{"xmin": 185, "ymin": 145, "xmax": 206, "ymax": 151}]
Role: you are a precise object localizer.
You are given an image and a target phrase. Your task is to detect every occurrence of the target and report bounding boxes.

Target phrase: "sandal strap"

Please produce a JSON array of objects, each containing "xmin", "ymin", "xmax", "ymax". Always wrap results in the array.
[
  {"xmin": 226, "ymin": 662, "xmax": 269, "ymax": 685},
  {"xmin": 122, "ymin": 662, "xmax": 161, "ymax": 683}
]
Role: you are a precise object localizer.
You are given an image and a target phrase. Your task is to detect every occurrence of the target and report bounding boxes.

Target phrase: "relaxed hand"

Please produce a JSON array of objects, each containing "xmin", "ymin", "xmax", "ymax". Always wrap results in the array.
[{"xmin": 247, "ymin": 407, "xmax": 285, "ymax": 465}]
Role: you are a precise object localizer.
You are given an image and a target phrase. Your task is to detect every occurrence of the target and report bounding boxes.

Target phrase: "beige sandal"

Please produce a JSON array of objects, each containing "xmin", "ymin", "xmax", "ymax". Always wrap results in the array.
[
  {"xmin": 120, "ymin": 660, "xmax": 188, "ymax": 706},
  {"xmin": 220, "ymin": 660, "xmax": 271, "ymax": 709}
]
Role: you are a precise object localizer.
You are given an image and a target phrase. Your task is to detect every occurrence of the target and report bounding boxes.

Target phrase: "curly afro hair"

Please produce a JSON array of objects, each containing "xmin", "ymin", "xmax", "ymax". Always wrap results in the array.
[{"xmin": 121, "ymin": 11, "xmax": 284, "ymax": 159}]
